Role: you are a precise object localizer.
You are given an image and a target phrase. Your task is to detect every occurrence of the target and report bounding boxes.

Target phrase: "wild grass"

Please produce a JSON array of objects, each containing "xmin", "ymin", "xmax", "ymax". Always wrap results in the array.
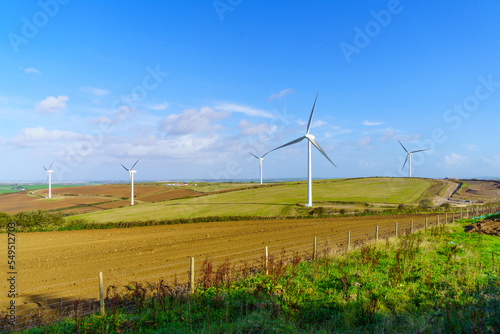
[{"xmin": 11, "ymin": 217, "xmax": 500, "ymax": 333}]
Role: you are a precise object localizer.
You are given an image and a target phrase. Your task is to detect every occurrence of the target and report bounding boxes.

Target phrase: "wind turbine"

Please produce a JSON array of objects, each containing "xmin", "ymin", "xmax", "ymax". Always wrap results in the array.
[
  {"xmin": 42, "ymin": 162, "xmax": 54, "ymax": 199},
  {"xmin": 398, "ymin": 140, "xmax": 428, "ymax": 178},
  {"xmin": 249, "ymin": 152, "xmax": 270, "ymax": 185},
  {"xmin": 266, "ymin": 93, "xmax": 336, "ymax": 207},
  {"xmin": 121, "ymin": 158, "xmax": 141, "ymax": 205}
]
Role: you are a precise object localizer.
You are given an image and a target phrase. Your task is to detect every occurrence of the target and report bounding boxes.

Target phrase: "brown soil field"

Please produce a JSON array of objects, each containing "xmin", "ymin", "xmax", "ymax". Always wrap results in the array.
[
  {"xmin": 0, "ymin": 213, "xmax": 444, "ymax": 317},
  {"xmin": 464, "ymin": 219, "xmax": 500, "ymax": 236},
  {"xmin": 0, "ymin": 192, "xmax": 109, "ymax": 214},
  {"xmin": 455, "ymin": 180, "xmax": 500, "ymax": 202},
  {"xmin": 0, "ymin": 186, "xmax": 204, "ymax": 215},
  {"xmin": 40, "ymin": 184, "xmax": 163, "ymax": 198}
]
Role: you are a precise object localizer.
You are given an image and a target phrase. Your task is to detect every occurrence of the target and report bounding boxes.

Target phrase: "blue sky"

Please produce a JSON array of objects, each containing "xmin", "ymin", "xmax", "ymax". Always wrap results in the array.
[{"xmin": 1, "ymin": 0, "xmax": 499, "ymax": 182}]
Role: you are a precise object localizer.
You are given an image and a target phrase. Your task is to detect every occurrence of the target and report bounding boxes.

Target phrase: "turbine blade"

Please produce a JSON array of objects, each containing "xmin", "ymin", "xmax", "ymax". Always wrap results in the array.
[
  {"xmin": 131, "ymin": 158, "xmax": 141, "ymax": 170},
  {"xmin": 249, "ymin": 152, "xmax": 260, "ymax": 159},
  {"xmin": 42, "ymin": 165, "xmax": 47, "ymax": 171},
  {"xmin": 398, "ymin": 140, "xmax": 409, "ymax": 153},
  {"xmin": 309, "ymin": 138, "xmax": 336, "ymax": 167},
  {"xmin": 411, "ymin": 149, "xmax": 429, "ymax": 154},
  {"xmin": 261, "ymin": 150, "xmax": 271, "ymax": 158},
  {"xmin": 48, "ymin": 161, "xmax": 54, "ymax": 170},
  {"xmin": 121, "ymin": 164, "xmax": 129, "ymax": 172},
  {"xmin": 402, "ymin": 154, "xmax": 410, "ymax": 170},
  {"xmin": 266, "ymin": 136, "xmax": 306, "ymax": 155},
  {"xmin": 306, "ymin": 92, "xmax": 319, "ymax": 134}
]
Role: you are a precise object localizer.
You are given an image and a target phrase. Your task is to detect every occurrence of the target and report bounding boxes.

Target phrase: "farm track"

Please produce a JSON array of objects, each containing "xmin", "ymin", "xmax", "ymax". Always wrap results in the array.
[{"xmin": 0, "ymin": 213, "xmax": 440, "ymax": 315}]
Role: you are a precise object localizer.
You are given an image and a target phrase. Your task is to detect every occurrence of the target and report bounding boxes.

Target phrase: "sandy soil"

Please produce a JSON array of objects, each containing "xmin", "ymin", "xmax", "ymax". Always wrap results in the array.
[
  {"xmin": 0, "ymin": 214, "xmax": 439, "ymax": 314},
  {"xmin": 464, "ymin": 219, "xmax": 500, "ymax": 236}
]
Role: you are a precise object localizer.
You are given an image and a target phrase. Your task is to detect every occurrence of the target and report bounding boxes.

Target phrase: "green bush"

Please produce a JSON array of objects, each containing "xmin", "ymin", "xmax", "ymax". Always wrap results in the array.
[{"xmin": 419, "ymin": 199, "xmax": 434, "ymax": 210}]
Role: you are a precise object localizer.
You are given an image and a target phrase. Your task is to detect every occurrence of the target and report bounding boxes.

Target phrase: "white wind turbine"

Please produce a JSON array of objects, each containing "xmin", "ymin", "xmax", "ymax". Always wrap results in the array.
[
  {"xmin": 249, "ymin": 152, "xmax": 270, "ymax": 185},
  {"xmin": 266, "ymin": 93, "xmax": 336, "ymax": 207},
  {"xmin": 121, "ymin": 158, "xmax": 141, "ymax": 206},
  {"xmin": 398, "ymin": 140, "xmax": 428, "ymax": 178},
  {"xmin": 42, "ymin": 162, "xmax": 54, "ymax": 199}
]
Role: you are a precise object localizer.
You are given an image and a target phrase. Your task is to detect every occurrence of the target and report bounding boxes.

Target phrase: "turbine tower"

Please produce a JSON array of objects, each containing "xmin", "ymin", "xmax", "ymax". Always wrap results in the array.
[
  {"xmin": 266, "ymin": 93, "xmax": 336, "ymax": 207},
  {"xmin": 398, "ymin": 140, "xmax": 428, "ymax": 178},
  {"xmin": 249, "ymin": 152, "xmax": 269, "ymax": 185},
  {"xmin": 121, "ymin": 158, "xmax": 141, "ymax": 206},
  {"xmin": 42, "ymin": 162, "xmax": 54, "ymax": 199}
]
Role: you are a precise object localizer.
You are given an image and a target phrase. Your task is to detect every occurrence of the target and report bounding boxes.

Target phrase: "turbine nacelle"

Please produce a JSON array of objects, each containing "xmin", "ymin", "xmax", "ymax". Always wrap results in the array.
[{"xmin": 305, "ymin": 133, "xmax": 315, "ymax": 141}]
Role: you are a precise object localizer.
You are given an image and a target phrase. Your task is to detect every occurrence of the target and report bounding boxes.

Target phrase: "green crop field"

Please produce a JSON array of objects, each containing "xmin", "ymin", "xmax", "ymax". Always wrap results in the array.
[{"xmin": 69, "ymin": 177, "xmax": 443, "ymax": 223}]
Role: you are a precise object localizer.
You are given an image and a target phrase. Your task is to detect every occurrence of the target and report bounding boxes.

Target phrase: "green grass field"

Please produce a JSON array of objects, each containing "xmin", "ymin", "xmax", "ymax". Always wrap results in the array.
[{"xmin": 69, "ymin": 177, "xmax": 441, "ymax": 223}]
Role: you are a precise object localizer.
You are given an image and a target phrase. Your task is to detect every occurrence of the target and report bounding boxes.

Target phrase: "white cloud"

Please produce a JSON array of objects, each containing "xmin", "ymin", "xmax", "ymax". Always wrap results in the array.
[
  {"xmin": 443, "ymin": 152, "xmax": 470, "ymax": 167},
  {"xmin": 23, "ymin": 67, "xmax": 40, "ymax": 75},
  {"xmin": 10, "ymin": 127, "xmax": 85, "ymax": 146},
  {"xmin": 362, "ymin": 120, "xmax": 383, "ymax": 126},
  {"xmin": 161, "ymin": 107, "xmax": 229, "ymax": 135},
  {"xmin": 216, "ymin": 103, "xmax": 275, "ymax": 118},
  {"xmin": 379, "ymin": 128, "xmax": 420, "ymax": 143},
  {"xmin": 81, "ymin": 87, "xmax": 110, "ymax": 96},
  {"xmin": 36, "ymin": 95, "xmax": 69, "ymax": 114},
  {"xmin": 238, "ymin": 119, "xmax": 277, "ymax": 136},
  {"xmin": 145, "ymin": 102, "xmax": 169, "ymax": 111},
  {"xmin": 311, "ymin": 120, "xmax": 326, "ymax": 128},
  {"xmin": 267, "ymin": 88, "xmax": 294, "ymax": 101}
]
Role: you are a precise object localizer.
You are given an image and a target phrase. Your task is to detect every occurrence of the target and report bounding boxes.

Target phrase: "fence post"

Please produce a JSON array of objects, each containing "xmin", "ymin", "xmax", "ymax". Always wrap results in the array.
[
  {"xmin": 99, "ymin": 271, "xmax": 105, "ymax": 316},
  {"xmin": 437, "ymin": 215, "xmax": 440, "ymax": 226},
  {"xmin": 395, "ymin": 222, "xmax": 398, "ymax": 238},
  {"xmin": 410, "ymin": 220, "xmax": 413, "ymax": 234},
  {"xmin": 376, "ymin": 225, "xmax": 379, "ymax": 242},
  {"xmin": 265, "ymin": 246, "xmax": 268, "ymax": 275},
  {"xmin": 190, "ymin": 257, "xmax": 195, "ymax": 294},
  {"xmin": 347, "ymin": 231, "xmax": 351, "ymax": 251},
  {"xmin": 461, "ymin": 210, "xmax": 463, "ymax": 220},
  {"xmin": 425, "ymin": 217, "xmax": 428, "ymax": 231},
  {"xmin": 313, "ymin": 237, "xmax": 317, "ymax": 261},
  {"xmin": 445, "ymin": 213, "xmax": 448, "ymax": 224}
]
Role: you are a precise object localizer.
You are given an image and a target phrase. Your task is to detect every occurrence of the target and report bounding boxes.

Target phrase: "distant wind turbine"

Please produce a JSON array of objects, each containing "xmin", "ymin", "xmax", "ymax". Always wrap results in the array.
[
  {"xmin": 42, "ymin": 162, "xmax": 54, "ymax": 199},
  {"xmin": 121, "ymin": 158, "xmax": 141, "ymax": 205},
  {"xmin": 266, "ymin": 93, "xmax": 336, "ymax": 207},
  {"xmin": 249, "ymin": 152, "xmax": 270, "ymax": 185},
  {"xmin": 398, "ymin": 140, "xmax": 428, "ymax": 178}
]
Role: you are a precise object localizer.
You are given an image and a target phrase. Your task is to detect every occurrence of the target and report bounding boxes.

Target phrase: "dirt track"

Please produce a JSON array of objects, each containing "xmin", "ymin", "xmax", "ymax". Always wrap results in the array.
[{"xmin": 0, "ymin": 214, "xmax": 441, "ymax": 314}]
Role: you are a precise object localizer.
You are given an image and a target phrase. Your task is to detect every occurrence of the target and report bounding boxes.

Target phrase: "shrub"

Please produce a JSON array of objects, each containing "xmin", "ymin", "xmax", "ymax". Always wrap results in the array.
[{"xmin": 419, "ymin": 199, "xmax": 434, "ymax": 210}]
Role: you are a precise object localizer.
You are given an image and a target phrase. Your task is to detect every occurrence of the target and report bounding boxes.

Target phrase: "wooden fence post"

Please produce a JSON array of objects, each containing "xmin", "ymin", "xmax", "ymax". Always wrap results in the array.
[
  {"xmin": 313, "ymin": 237, "xmax": 317, "ymax": 261},
  {"xmin": 425, "ymin": 217, "xmax": 428, "ymax": 231},
  {"xmin": 190, "ymin": 257, "xmax": 195, "ymax": 294},
  {"xmin": 410, "ymin": 220, "xmax": 413, "ymax": 234},
  {"xmin": 376, "ymin": 225, "xmax": 379, "ymax": 242},
  {"xmin": 265, "ymin": 246, "xmax": 268, "ymax": 275},
  {"xmin": 99, "ymin": 271, "xmax": 105, "ymax": 316},
  {"xmin": 395, "ymin": 222, "xmax": 398, "ymax": 238},
  {"xmin": 437, "ymin": 215, "xmax": 440, "ymax": 226},
  {"xmin": 461, "ymin": 210, "xmax": 463, "ymax": 220},
  {"xmin": 445, "ymin": 213, "xmax": 448, "ymax": 224},
  {"xmin": 347, "ymin": 231, "xmax": 351, "ymax": 251}
]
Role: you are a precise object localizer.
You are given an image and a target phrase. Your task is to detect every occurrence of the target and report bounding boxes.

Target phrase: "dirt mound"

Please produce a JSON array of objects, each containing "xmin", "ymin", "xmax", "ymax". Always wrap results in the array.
[{"xmin": 464, "ymin": 219, "xmax": 500, "ymax": 236}]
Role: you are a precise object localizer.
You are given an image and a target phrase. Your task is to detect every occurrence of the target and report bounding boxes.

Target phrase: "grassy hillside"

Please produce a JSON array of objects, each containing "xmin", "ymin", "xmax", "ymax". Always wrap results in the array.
[{"xmin": 68, "ymin": 177, "xmax": 441, "ymax": 223}]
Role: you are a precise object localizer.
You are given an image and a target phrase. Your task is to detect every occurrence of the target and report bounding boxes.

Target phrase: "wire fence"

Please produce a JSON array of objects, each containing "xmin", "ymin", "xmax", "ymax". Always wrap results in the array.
[{"xmin": 2, "ymin": 206, "xmax": 498, "ymax": 332}]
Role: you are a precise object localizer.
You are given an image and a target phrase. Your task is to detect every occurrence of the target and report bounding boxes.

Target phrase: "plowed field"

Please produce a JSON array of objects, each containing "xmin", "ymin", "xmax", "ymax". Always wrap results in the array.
[{"xmin": 0, "ymin": 213, "xmax": 445, "ymax": 316}]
